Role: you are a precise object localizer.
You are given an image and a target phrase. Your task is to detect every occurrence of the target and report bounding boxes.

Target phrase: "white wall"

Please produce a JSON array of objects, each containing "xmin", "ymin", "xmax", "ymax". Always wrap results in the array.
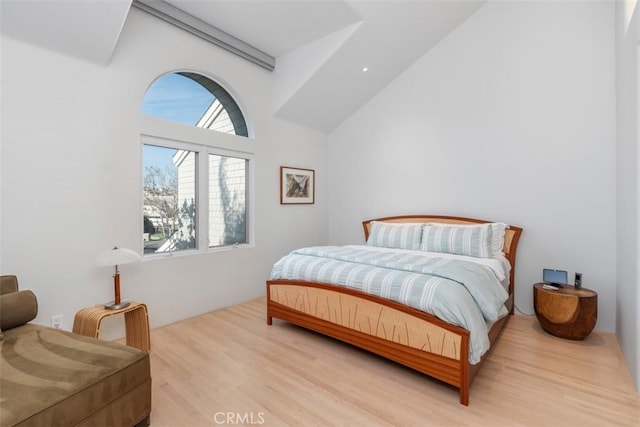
[
  {"xmin": 615, "ymin": 0, "xmax": 640, "ymax": 392},
  {"xmin": 0, "ymin": 8, "xmax": 328, "ymax": 336},
  {"xmin": 328, "ymin": 1, "xmax": 617, "ymax": 331}
]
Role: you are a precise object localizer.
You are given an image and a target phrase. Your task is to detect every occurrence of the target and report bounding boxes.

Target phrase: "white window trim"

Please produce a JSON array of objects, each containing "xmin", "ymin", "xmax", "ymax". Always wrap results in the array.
[{"xmin": 141, "ymin": 133, "xmax": 255, "ymax": 259}]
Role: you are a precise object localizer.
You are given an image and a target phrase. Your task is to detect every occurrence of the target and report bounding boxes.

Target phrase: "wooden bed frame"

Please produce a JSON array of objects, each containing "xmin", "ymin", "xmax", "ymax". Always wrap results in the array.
[{"xmin": 266, "ymin": 215, "xmax": 522, "ymax": 405}]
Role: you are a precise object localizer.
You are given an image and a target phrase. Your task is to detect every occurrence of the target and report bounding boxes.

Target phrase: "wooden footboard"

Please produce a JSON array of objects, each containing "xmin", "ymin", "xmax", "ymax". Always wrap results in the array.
[{"xmin": 267, "ymin": 281, "xmax": 475, "ymax": 404}]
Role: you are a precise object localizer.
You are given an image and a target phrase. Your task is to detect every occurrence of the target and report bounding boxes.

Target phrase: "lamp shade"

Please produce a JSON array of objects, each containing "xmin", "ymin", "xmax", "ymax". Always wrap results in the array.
[{"xmin": 96, "ymin": 247, "xmax": 141, "ymax": 267}]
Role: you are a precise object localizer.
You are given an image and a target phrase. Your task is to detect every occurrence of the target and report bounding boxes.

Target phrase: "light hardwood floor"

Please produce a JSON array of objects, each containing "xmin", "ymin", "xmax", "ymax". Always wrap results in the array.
[{"xmin": 148, "ymin": 298, "xmax": 639, "ymax": 426}]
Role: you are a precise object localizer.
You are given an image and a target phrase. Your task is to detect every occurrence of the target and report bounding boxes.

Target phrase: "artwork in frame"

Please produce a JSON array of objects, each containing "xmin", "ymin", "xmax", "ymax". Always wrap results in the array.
[{"xmin": 280, "ymin": 166, "xmax": 315, "ymax": 204}]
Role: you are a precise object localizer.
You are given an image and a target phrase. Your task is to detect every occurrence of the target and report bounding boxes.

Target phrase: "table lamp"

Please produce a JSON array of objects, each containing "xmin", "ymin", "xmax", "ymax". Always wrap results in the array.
[{"xmin": 96, "ymin": 246, "xmax": 141, "ymax": 310}]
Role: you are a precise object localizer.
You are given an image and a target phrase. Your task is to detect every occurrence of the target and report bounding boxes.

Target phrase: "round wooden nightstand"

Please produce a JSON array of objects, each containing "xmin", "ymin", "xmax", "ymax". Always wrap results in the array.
[{"xmin": 533, "ymin": 283, "xmax": 597, "ymax": 340}]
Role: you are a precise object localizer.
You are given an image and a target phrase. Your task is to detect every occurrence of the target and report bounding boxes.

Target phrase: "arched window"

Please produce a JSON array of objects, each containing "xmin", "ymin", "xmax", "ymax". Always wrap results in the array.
[
  {"xmin": 141, "ymin": 72, "xmax": 251, "ymax": 255},
  {"xmin": 142, "ymin": 72, "xmax": 248, "ymax": 137}
]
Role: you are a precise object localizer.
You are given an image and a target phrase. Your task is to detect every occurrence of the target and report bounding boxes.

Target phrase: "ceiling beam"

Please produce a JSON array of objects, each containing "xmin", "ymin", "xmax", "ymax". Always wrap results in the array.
[{"xmin": 132, "ymin": 0, "xmax": 275, "ymax": 71}]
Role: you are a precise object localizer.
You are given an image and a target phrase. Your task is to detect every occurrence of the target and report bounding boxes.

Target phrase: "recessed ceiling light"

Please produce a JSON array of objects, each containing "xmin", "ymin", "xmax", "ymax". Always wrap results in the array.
[{"xmin": 362, "ymin": 67, "xmax": 368, "ymax": 72}]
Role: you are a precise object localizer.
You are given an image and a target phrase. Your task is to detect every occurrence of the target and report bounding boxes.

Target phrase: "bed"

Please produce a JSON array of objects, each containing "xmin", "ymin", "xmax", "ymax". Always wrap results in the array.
[{"xmin": 266, "ymin": 215, "xmax": 522, "ymax": 405}]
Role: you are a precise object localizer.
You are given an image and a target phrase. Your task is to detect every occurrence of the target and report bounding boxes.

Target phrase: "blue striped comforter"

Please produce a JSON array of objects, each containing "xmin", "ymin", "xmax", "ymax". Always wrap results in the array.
[{"xmin": 270, "ymin": 245, "xmax": 509, "ymax": 364}]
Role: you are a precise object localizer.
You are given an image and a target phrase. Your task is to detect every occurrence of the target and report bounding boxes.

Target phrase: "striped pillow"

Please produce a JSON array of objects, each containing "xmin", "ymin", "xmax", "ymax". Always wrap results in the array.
[
  {"xmin": 366, "ymin": 222, "xmax": 423, "ymax": 250},
  {"xmin": 489, "ymin": 222, "xmax": 508, "ymax": 256},
  {"xmin": 427, "ymin": 222, "xmax": 508, "ymax": 257},
  {"xmin": 421, "ymin": 223, "xmax": 493, "ymax": 258}
]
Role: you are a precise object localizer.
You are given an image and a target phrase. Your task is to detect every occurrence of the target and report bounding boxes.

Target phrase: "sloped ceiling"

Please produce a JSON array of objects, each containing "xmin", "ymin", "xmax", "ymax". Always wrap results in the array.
[
  {"xmin": 0, "ymin": 0, "xmax": 132, "ymax": 65},
  {"xmin": 272, "ymin": 1, "xmax": 486, "ymax": 132},
  {"xmin": 0, "ymin": 0, "xmax": 486, "ymax": 133}
]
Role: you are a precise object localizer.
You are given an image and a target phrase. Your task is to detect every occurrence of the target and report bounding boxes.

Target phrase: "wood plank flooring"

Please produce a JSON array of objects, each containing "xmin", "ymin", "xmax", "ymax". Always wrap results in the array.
[{"xmin": 148, "ymin": 297, "xmax": 639, "ymax": 426}]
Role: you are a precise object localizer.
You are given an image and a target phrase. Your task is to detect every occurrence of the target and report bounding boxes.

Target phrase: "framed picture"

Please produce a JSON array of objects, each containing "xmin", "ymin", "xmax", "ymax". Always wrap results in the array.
[{"xmin": 280, "ymin": 166, "xmax": 315, "ymax": 204}]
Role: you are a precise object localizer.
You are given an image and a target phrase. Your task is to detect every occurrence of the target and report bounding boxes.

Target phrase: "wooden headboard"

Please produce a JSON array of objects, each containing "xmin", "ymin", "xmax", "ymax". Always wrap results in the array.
[{"xmin": 362, "ymin": 215, "xmax": 523, "ymax": 311}]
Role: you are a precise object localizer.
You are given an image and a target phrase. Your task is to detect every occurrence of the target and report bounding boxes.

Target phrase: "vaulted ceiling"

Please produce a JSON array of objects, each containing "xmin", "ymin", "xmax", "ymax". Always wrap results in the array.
[{"xmin": 1, "ymin": 0, "xmax": 486, "ymax": 133}]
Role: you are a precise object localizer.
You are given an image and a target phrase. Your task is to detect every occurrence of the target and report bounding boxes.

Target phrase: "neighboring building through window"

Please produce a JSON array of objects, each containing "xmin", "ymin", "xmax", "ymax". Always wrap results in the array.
[{"xmin": 142, "ymin": 72, "xmax": 250, "ymax": 255}]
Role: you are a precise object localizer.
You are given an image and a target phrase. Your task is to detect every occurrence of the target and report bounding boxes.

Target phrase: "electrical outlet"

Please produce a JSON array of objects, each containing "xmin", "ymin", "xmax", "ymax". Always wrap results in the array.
[{"xmin": 51, "ymin": 314, "xmax": 63, "ymax": 329}]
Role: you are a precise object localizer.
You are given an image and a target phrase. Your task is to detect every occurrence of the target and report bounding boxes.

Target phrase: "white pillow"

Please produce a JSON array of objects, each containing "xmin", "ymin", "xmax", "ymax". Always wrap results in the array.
[
  {"xmin": 490, "ymin": 222, "xmax": 508, "ymax": 256},
  {"xmin": 366, "ymin": 221, "xmax": 423, "ymax": 250},
  {"xmin": 425, "ymin": 222, "xmax": 508, "ymax": 257},
  {"xmin": 421, "ymin": 223, "xmax": 493, "ymax": 258}
]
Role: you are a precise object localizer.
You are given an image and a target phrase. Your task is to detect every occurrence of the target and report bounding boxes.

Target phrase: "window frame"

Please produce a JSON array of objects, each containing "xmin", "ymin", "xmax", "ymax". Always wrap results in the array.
[{"xmin": 141, "ymin": 133, "xmax": 254, "ymax": 259}]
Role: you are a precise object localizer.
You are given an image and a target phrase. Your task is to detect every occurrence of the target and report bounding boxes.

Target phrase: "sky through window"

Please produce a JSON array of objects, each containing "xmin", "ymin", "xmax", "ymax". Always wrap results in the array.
[{"xmin": 142, "ymin": 73, "xmax": 214, "ymax": 170}]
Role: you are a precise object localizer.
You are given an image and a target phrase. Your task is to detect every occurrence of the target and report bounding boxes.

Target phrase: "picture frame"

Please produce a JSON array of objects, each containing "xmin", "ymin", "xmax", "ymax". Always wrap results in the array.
[{"xmin": 280, "ymin": 166, "xmax": 315, "ymax": 204}]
